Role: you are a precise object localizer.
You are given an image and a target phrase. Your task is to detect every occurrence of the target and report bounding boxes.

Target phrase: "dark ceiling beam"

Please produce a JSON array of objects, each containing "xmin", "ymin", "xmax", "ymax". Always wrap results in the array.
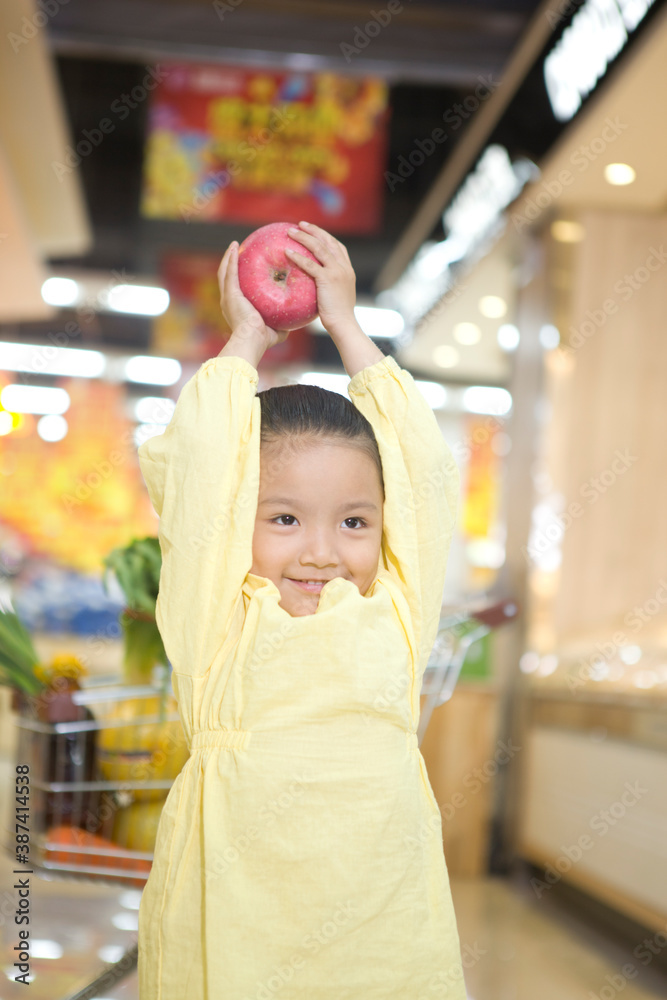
[
  {"xmin": 46, "ymin": 0, "xmax": 526, "ymax": 86},
  {"xmin": 373, "ymin": 0, "xmax": 568, "ymax": 290}
]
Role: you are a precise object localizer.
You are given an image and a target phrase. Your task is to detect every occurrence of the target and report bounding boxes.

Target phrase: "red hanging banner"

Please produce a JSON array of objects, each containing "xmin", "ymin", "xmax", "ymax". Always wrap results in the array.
[{"xmin": 140, "ymin": 65, "xmax": 389, "ymax": 234}]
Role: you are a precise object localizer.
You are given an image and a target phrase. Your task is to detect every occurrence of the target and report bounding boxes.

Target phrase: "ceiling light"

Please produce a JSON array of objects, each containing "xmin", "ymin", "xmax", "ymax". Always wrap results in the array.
[
  {"xmin": 466, "ymin": 538, "xmax": 506, "ymax": 568},
  {"xmin": 462, "ymin": 386, "xmax": 512, "ymax": 416},
  {"xmin": 415, "ymin": 381, "xmax": 447, "ymax": 409},
  {"xmin": 539, "ymin": 324, "xmax": 560, "ymax": 350},
  {"xmin": 433, "ymin": 345, "xmax": 460, "ymax": 368},
  {"xmin": 479, "ymin": 295, "xmax": 507, "ymax": 319},
  {"xmin": 309, "ymin": 306, "xmax": 404, "ymax": 340},
  {"xmin": 0, "ymin": 385, "xmax": 70, "ymax": 415},
  {"xmin": 125, "ymin": 356, "xmax": 181, "ymax": 386},
  {"xmin": 299, "ymin": 372, "xmax": 350, "ymax": 395},
  {"xmin": 41, "ymin": 277, "xmax": 80, "ymax": 307},
  {"xmin": 119, "ymin": 890, "xmax": 143, "ymax": 910},
  {"xmin": 0, "ymin": 412, "xmax": 14, "ymax": 435},
  {"xmin": 538, "ymin": 654, "xmax": 559, "ymax": 676},
  {"xmin": 551, "ymin": 219, "xmax": 585, "ymax": 242},
  {"xmin": 111, "ymin": 911, "xmax": 139, "ymax": 931},
  {"xmin": 519, "ymin": 651, "xmax": 540, "ymax": 673},
  {"xmin": 0, "ymin": 342, "xmax": 105, "ymax": 378},
  {"xmin": 453, "ymin": 323, "xmax": 481, "ymax": 345},
  {"xmin": 103, "ymin": 285, "xmax": 170, "ymax": 316},
  {"xmin": 135, "ymin": 397, "xmax": 175, "ymax": 425},
  {"xmin": 354, "ymin": 306, "xmax": 404, "ymax": 339},
  {"xmin": 604, "ymin": 163, "xmax": 636, "ymax": 186},
  {"xmin": 31, "ymin": 940, "xmax": 64, "ymax": 960},
  {"xmin": 134, "ymin": 424, "xmax": 167, "ymax": 447},
  {"xmin": 497, "ymin": 324, "xmax": 520, "ymax": 351},
  {"xmin": 37, "ymin": 415, "xmax": 68, "ymax": 442}
]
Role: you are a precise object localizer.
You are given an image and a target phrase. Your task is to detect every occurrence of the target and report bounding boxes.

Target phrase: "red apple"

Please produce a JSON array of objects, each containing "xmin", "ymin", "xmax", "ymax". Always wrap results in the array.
[{"xmin": 237, "ymin": 222, "xmax": 319, "ymax": 331}]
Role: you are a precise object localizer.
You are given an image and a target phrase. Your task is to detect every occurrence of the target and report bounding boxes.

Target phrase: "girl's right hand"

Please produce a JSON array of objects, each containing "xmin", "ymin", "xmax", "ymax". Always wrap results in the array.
[{"xmin": 218, "ymin": 242, "xmax": 289, "ymax": 351}]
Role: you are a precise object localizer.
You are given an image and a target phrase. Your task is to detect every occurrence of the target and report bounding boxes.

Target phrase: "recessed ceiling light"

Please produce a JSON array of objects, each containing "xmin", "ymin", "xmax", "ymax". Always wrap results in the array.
[
  {"xmin": 453, "ymin": 322, "xmax": 481, "ymax": 345},
  {"xmin": 102, "ymin": 284, "xmax": 170, "ymax": 316},
  {"xmin": 551, "ymin": 220, "xmax": 585, "ymax": 242},
  {"xmin": 539, "ymin": 324, "xmax": 560, "ymax": 350},
  {"xmin": 1, "ymin": 385, "xmax": 70, "ymax": 415},
  {"xmin": 497, "ymin": 324, "xmax": 520, "ymax": 351},
  {"xmin": 415, "ymin": 381, "xmax": 447, "ymax": 409},
  {"xmin": 124, "ymin": 356, "xmax": 182, "ymax": 386},
  {"xmin": 604, "ymin": 163, "xmax": 636, "ymax": 186},
  {"xmin": 433, "ymin": 345, "xmax": 460, "ymax": 368},
  {"xmin": 41, "ymin": 277, "xmax": 80, "ymax": 307},
  {"xmin": 37, "ymin": 415, "xmax": 68, "ymax": 442},
  {"xmin": 479, "ymin": 295, "xmax": 506, "ymax": 319},
  {"xmin": 463, "ymin": 386, "xmax": 512, "ymax": 416},
  {"xmin": 0, "ymin": 342, "xmax": 105, "ymax": 378}
]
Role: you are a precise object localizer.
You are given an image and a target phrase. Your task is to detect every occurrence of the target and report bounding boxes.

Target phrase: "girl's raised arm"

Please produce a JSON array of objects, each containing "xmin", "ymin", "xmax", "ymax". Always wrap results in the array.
[
  {"xmin": 136, "ymin": 243, "xmax": 286, "ymax": 678},
  {"xmin": 347, "ymin": 352, "xmax": 461, "ymax": 673},
  {"xmin": 137, "ymin": 353, "xmax": 261, "ymax": 678}
]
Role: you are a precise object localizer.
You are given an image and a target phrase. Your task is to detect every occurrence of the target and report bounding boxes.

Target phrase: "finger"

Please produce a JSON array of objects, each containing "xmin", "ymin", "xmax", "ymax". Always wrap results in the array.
[
  {"xmin": 217, "ymin": 243, "xmax": 237, "ymax": 299},
  {"xmin": 217, "ymin": 247, "xmax": 230, "ymax": 290},
  {"xmin": 287, "ymin": 226, "xmax": 327, "ymax": 255},
  {"xmin": 284, "ymin": 248, "xmax": 325, "ymax": 277},
  {"xmin": 225, "ymin": 243, "xmax": 242, "ymax": 298},
  {"xmin": 287, "ymin": 232, "xmax": 335, "ymax": 270},
  {"xmin": 297, "ymin": 221, "xmax": 340, "ymax": 253}
]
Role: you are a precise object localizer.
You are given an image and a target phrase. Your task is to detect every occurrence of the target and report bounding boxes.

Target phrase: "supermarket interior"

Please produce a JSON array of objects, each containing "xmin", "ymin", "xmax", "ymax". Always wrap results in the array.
[{"xmin": 1, "ymin": 0, "xmax": 667, "ymax": 997}]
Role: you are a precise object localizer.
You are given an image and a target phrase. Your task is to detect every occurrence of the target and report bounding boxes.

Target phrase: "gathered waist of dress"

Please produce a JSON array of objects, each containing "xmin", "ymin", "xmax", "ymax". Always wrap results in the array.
[{"xmin": 188, "ymin": 726, "xmax": 419, "ymax": 754}]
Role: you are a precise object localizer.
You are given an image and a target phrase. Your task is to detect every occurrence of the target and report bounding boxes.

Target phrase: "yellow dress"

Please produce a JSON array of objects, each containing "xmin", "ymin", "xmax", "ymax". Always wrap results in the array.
[{"xmin": 136, "ymin": 352, "xmax": 465, "ymax": 1000}]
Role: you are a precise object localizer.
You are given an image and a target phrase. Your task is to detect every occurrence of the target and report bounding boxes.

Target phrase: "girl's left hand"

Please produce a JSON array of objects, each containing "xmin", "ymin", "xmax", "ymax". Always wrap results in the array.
[{"xmin": 284, "ymin": 222, "xmax": 360, "ymax": 339}]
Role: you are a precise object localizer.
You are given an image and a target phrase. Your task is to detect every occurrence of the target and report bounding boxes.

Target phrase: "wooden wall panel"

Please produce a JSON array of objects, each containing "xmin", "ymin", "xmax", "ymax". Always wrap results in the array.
[{"xmin": 546, "ymin": 210, "xmax": 667, "ymax": 643}]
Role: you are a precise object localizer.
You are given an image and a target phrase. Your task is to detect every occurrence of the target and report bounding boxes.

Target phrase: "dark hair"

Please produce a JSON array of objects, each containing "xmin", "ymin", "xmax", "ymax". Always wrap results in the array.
[{"xmin": 256, "ymin": 383, "xmax": 384, "ymax": 496}]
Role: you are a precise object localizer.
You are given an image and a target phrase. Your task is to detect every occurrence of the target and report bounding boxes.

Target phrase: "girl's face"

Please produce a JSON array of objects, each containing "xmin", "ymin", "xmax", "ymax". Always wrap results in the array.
[{"xmin": 250, "ymin": 436, "xmax": 384, "ymax": 617}]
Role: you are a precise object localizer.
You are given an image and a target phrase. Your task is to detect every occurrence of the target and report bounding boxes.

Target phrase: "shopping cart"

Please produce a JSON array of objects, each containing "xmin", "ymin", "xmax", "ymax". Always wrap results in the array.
[
  {"xmin": 8, "ymin": 682, "xmax": 186, "ymax": 884},
  {"xmin": 6, "ymin": 596, "xmax": 519, "ymax": 999},
  {"xmin": 418, "ymin": 597, "xmax": 520, "ymax": 745}
]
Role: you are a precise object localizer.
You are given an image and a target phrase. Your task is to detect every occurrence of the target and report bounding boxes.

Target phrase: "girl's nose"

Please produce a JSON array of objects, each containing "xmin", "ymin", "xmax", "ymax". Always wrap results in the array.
[{"xmin": 299, "ymin": 528, "xmax": 338, "ymax": 567}]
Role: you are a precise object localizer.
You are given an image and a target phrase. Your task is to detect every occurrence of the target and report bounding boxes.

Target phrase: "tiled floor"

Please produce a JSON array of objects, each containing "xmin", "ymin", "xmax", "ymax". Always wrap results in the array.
[{"xmin": 1, "ymin": 753, "xmax": 667, "ymax": 999}]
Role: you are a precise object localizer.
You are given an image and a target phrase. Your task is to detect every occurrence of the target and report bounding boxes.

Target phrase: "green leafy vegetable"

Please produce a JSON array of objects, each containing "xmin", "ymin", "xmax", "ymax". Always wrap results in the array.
[
  {"xmin": 0, "ymin": 609, "xmax": 46, "ymax": 696},
  {"xmin": 102, "ymin": 537, "xmax": 167, "ymax": 685}
]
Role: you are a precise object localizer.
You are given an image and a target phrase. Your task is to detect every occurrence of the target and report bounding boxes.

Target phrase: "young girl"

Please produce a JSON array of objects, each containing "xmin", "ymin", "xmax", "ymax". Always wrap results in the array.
[{"xmin": 137, "ymin": 222, "xmax": 465, "ymax": 999}]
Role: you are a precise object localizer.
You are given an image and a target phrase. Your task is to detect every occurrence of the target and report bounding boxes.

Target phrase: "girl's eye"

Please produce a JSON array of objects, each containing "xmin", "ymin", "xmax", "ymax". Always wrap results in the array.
[
  {"xmin": 343, "ymin": 517, "xmax": 367, "ymax": 529},
  {"xmin": 271, "ymin": 515, "xmax": 297, "ymax": 525}
]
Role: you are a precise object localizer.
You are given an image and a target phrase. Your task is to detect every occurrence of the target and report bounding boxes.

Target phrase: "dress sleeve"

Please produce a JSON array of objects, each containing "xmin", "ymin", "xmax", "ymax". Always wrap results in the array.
[
  {"xmin": 347, "ymin": 354, "xmax": 460, "ymax": 672},
  {"xmin": 137, "ymin": 354, "xmax": 261, "ymax": 677}
]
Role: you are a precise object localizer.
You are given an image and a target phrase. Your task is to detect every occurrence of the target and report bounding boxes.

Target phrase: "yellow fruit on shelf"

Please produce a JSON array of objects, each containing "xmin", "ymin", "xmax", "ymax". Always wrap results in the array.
[
  {"xmin": 112, "ymin": 799, "xmax": 167, "ymax": 854},
  {"xmin": 96, "ymin": 695, "xmax": 189, "ymax": 802}
]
